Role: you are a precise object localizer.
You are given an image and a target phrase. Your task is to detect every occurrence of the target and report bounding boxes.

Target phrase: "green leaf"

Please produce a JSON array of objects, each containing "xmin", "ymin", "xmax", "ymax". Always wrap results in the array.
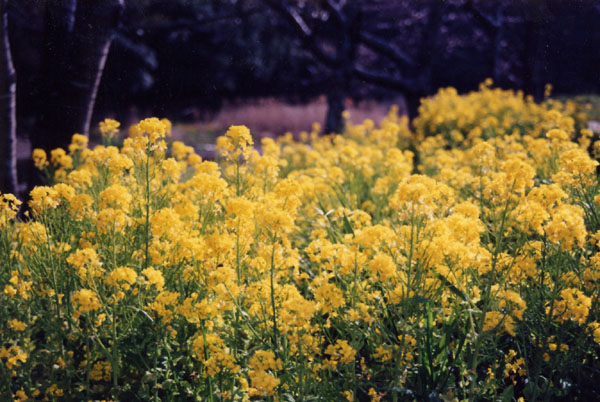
[
  {"xmin": 281, "ymin": 393, "xmax": 296, "ymax": 402},
  {"xmin": 129, "ymin": 306, "xmax": 155, "ymax": 323},
  {"xmin": 142, "ymin": 371, "xmax": 156, "ymax": 383},
  {"xmin": 342, "ymin": 213, "xmax": 355, "ymax": 236},
  {"xmin": 427, "ymin": 390, "xmax": 442, "ymax": 402},
  {"xmin": 500, "ymin": 385, "xmax": 514, "ymax": 402},
  {"xmin": 435, "ymin": 272, "xmax": 467, "ymax": 301},
  {"xmin": 402, "ymin": 295, "xmax": 430, "ymax": 306},
  {"xmin": 383, "ymin": 387, "xmax": 415, "ymax": 398}
]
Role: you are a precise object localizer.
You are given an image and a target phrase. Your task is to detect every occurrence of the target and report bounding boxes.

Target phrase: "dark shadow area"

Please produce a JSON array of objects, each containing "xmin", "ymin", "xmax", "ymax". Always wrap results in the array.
[{"xmin": 1, "ymin": 0, "xmax": 600, "ymax": 196}]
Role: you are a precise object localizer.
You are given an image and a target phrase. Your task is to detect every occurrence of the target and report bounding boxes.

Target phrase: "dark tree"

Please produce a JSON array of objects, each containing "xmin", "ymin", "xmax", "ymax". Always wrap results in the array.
[
  {"xmin": 263, "ymin": 0, "xmax": 448, "ymax": 130},
  {"xmin": 522, "ymin": 1, "xmax": 552, "ymax": 101},
  {"xmin": 264, "ymin": 0, "xmax": 366, "ymax": 133},
  {"xmin": 30, "ymin": 0, "xmax": 124, "ymax": 152},
  {"xmin": 0, "ymin": 0, "xmax": 17, "ymax": 194}
]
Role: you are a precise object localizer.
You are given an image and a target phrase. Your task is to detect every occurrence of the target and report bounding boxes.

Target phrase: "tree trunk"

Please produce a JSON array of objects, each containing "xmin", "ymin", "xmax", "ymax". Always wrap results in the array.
[
  {"xmin": 325, "ymin": 1, "xmax": 361, "ymax": 134},
  {"xmin": 523, "ymin": 2, "xmax": 550, "ymax": 101},
  {"xmin": 416, "ymin": 0, "xmax": 443, "ymax": 97},
  {"xmin": 405, "ymin": 94, "xmax": 421, "ymax": 121},
  {"xmin": 0, "ymin": 0, "xmax": 17, "ymax": 195},
  {"xmin": 491, "ymin": 6, "xmax": 504, "ymax": 84},
  {"xmin": 25, "ymin": 0, "xmax": 123, "ymax": 193},
  {"xmin": 70, "ymin": 0, "xmax": 124, "ymax": 139},
  {"xmin": 30, "ymin": 0, "xmax": 77, "ymax": 153},
  {"xmin": 524, "ymin": 23, "xmax": 545, "ymax": 101},
  {"xmin": 325, "ymin": 87, "xmax": 345, "ymax": 134},
  {"xmin": 30, "ymin": 0, "xmax": 123, "ymax": 152}
]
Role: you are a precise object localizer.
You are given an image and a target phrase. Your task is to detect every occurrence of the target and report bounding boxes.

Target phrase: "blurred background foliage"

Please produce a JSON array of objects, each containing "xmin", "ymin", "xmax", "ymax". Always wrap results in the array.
[{"xmin": 1, "ymin": 0, "xmax": 600, "ymax": 195}]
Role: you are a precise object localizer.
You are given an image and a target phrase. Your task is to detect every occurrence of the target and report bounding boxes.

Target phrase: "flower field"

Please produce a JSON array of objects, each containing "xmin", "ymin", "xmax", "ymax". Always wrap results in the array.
[{"xmin": 2, "ymin": 82, "xmax": 600, "ymax": 401}]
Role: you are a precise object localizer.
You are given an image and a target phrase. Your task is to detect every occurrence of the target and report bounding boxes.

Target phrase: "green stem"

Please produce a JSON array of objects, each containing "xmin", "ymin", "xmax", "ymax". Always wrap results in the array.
[
  {"xmin": 85, "ymin": 325, "xmax": 91, "ymax": 402},
  {"xmin": 270, "ymin": 241, "xmax": 279, "ymax": 349},
  {"xmin": 202, "ymin": 326, "xmax": 214, "ymax": 402},
  {"xmin": 145, "ymin": 148, "xmax": 151, "ymax": 269},
  {"xmin": 234, "ymin": 220, "xmax": 241, "ymax": 360},
  {"xmin": 153, "ymin": 333, "xmax": 159, "ymax": 402},
  {"xmin": 111, "ymin": 303, "xmax": 119, "ymax": 399},
  {"xmin": 235, "ymin": 159, "xmax": 241, "ymax": 196}
]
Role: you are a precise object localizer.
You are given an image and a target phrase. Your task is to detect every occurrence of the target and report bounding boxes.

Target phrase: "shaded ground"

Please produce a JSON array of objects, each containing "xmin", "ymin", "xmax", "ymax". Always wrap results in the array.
[
  {"xmin": 13, "ymin": 97, "xmax": 401, "ymax": 195},
  {"xmin": 170, "ymin": 96, "xmax": 400, "ymax": 140},
  {"xmin": 17, "ymin": 97, "xmax": 402, "ymax": 166}
]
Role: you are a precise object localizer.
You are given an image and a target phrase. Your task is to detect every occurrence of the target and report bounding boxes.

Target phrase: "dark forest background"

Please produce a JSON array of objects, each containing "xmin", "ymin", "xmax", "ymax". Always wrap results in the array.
[{"xmin": 1, "ymin": 0, "xmax": 600, "ymax": 196}]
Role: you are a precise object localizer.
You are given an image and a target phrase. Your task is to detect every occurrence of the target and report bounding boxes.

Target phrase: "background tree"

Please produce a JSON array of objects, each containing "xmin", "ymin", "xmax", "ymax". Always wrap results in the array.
[
  {"xmin": 30, "ymin": 0, "xmax": 124, "ymax": 152},
  {"xmin": 0, "ymin": 0, "xmax": 17, "ymax": 194},
  {"xmin": 83, "ymin": 0, "xmax": 600, "ymax": 133},
  {"xmin": 2, "ymin": 0, "xmax": 600, "ymax": 196}
]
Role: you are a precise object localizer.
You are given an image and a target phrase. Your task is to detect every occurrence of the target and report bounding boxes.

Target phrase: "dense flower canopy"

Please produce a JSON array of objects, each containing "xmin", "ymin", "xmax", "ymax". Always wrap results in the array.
[{"xmin": 1, "ymin": 84, "xmax": 600, "ymax": 401}]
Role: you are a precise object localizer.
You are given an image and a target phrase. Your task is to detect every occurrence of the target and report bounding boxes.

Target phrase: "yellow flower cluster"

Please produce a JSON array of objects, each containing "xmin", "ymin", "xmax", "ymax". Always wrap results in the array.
[
  {"xmin": 248, "ymin": 350, "xmax": 282, "ymax": 397},
  {"xmin": 1, "ymin": 85, "xmax": 599, "ymax": 400},
  {"xmin": 548, "ymin": 288, "xmax": 592, "ymax": 325},
  {"xmin": 72, "ymin": 289, "xmax": 102, "ymax": 318},
  {"xmin": 414, "ymin": 80, "xmax": 576, "ymax": 148}
]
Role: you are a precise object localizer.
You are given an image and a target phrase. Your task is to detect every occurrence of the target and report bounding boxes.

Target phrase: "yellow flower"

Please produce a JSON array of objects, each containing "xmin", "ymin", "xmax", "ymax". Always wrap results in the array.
[
  {"xmin": 549, "ymin": 288, "xmax": 591, "ymax": 325},
  {"xmin": 130, "ymin": 117, "xmax": 170, "ymax": 143},
  {"xmin": 546, "ymin": 128, "xmax": 569, "ymax": 141},
  {"xmin": 324, "ymin": 339, "xmax": 356, "ymax": 368},
  {"xmin": 67, "ymin": 169, "xmax": 92, "ymax": 189},
  {"xmin": 501, "ymin": 157, "xmax": 535, "ymax": 194},
  {"xmin": 313, "ymin": 276, "xmax": 345, "ymax": 313},
  {"xmin": 5, "ymin": 271, "xmax": 32, "ymax": 299},
  {"xmin": 368, "ymin": 387, "xmax": 384, "ymax": 402},
  {"xmin": 50, "ymin": 148, "xmax": 73, "ymax": 169},
  {"xmin": 95, "ymin": 208, "xmax": 131, "ymax": 234},
  {"xmin": 544, "ymin": 204, "xmax": 587, "ymax": 251},
  {"xmin": 32, "ymin": 148, "xmax": 49, "ymax": 169},
  {"xmin": 106, "ymin": 266, "xmax": 137, "ymax": 291},
  {"xmin": 29, "ymin": 186, "xmax": 59, "ymax": 213},
  {"xmin": 248, "ymin": 350, "xmax": 282, "ymax": 397},
  {"xmin": 67, "ymin": 248, "xmax": 103, "ymax": 279},
  {"xmin": 46, "ymin": 384, "xmax": 64, "ymax": 397},
  {"xmin": 161, "ymin": 158, "xmax": 182, "ymax": 182},
  {"xmin": 69, "ymin": 133, "xmax": 89, "ymax": 153},
  {"xmin": 0, "ymin": 193, "xmax": 21, "ymax": 227},
  {"xmin": 99, "ymin": 184, "xmax": 132, "ymax": 211},
  {"xmin": 249, "ymin": 350, "xmax": 282, "ymax": 372},
  {"xmin": 72, "ymin": 289, "xmax": 102, "ymax": 315},
  {"xmin": 150, "ymin": 208, "xmax": 182, "ymax": 239},
  {"xmin": 483, "ymin": 311, "xmax": 504, "ymax": 333},
  {"xmin": 368, "ymin": 253, "xmax": 395, "ymax": 281},
  {"xmin": 589, "ymin": 322, "xmax": 600, "ymax": 345},
  {"xmin": 373, "ymin": 345, "xmax": 393, "ymax": 363},
  {"xmin": 217, "ymin": 125, "xmax": 254, "ymax": 160},
  {"xmin": 90, "ymin": 361, "xmax": 112, "ymax": 381},
  {"xmin": 13, "ymin": 388, "xmax": 28, "ymax": 402},
  {"xmin": 226, "ymin": 125, "xmax": 253, "ymax": 147},
  {"xmin": 142, "ymin": 267, "xmax": 165, "ymax": 290},
  {"xmin": 225, "ymin": 197, "xmax": 255, "ymax": 219},
  {"xmin": 99, "ymin": 118, "xmax": 120, "ymax": 140},
  {"xmin": 1, "ymin": 346, "xmax": 27, "ymax": 369},
  {"xmin": 147, "ymin": 291, "xmax": 179, "ymax": 321},
  {"xmin": 248, "ymin": 369, "xmax": 280, "ymax": 397},
  {"xmin": 8, "ymin": 319, "xmax": 26, "ymax": 332}
]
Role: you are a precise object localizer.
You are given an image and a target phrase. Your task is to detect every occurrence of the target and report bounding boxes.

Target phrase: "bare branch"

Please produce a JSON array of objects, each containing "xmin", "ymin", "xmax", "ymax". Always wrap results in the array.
[
  {"xmin": 124, "ymin": 7, "xmax": 264, "ymax": 33},
  {"xmin": 283, "ymin": 2, "xmax": 312, "ymax": 36},
  {"xmin": 465, "ymin": 0, "xmax": 500, "ymax": 31},
  {"xmin": 262, "ymin": 0, "xmax": 337, "ymax": 66},
  {"xmin": 359, "ymin": 31, "xmax": 414, "ymax": 67},
  {"xmin": 0, "ymin": 0, "xmax": 18, "ymax": 194},
  {"xmin": 353, "ymin": 64, "xmax": 419, "ymax": 95},
  {"xmin": 323, "ymin": 0, "xmax": 345, "ymax": 24}
]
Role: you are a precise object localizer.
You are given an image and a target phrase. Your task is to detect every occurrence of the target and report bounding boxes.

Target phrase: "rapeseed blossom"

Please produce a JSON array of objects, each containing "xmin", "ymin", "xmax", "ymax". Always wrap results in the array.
[{"xmin": 1, "ymin": 85, "xmax": 599, "ymax": 401}]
